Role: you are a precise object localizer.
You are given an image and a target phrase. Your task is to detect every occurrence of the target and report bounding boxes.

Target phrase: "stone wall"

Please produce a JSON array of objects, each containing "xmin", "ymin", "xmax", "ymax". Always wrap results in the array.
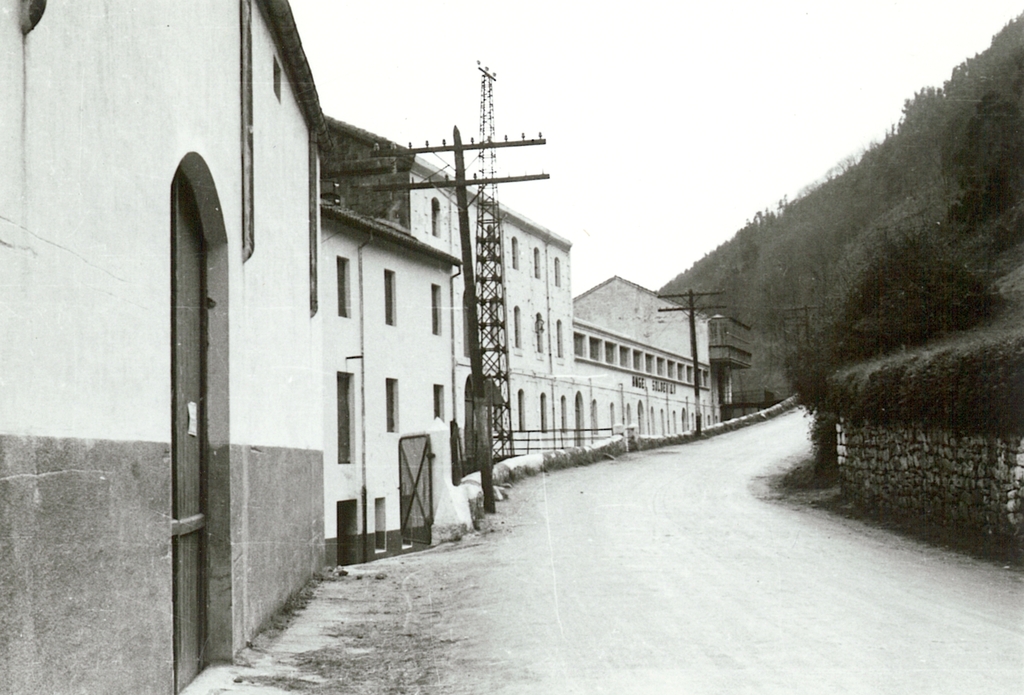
[{"xmin": 837, "ymin": 421, "xmax": 1024, "ymax": 547}]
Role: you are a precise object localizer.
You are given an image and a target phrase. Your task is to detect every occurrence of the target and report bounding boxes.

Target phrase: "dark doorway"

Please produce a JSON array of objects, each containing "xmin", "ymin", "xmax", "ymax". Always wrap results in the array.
[
  {"xmin": 336, "ymin": 499, "xmax": 359, "ymax": 565},
  {"xmin": 171, "ymin": 172, "xmax": 208, "ymax": 692}
]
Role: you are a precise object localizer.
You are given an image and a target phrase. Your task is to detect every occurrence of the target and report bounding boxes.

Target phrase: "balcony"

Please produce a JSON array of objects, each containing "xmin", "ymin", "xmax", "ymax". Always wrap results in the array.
[{"xmin": 708, "ymin": 315, "xmax": 752, "ymax": 369}]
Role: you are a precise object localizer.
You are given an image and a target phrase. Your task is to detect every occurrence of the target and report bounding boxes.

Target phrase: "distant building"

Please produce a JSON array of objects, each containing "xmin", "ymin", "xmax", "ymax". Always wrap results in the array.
[{"xmin": 572, "ymin": 277, "xmax": 723, "ymax": 433}]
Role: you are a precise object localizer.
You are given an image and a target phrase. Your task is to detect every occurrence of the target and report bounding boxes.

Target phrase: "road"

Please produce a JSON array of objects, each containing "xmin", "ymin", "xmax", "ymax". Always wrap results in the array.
[
  {"xmin": 190, "ymin": 410, "xmax": 1024, "ymax": 695},
  {"xmin": 425, "ymin": 410, "xmax": 1024, "ymax": 694}
]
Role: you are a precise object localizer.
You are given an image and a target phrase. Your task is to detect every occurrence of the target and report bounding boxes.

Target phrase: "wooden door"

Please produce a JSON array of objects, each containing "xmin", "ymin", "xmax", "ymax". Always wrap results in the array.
[{"xmin": 171, "ymin": 175, "xmax": 207, "ymax": 692}]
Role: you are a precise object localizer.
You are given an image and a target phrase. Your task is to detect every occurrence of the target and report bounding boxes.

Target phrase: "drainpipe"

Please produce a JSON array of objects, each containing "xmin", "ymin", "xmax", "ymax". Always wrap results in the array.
[{"xmin": 357, "ymin": 231, "xmax": 372, "ymax": 563}]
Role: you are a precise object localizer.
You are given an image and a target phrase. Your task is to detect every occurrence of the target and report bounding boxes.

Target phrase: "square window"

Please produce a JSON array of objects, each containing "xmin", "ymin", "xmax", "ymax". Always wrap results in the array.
[
  {"xmin": 337, "ymin": 257, "xmax": 350, "ymax": 317},
  {"xmin": 433, "ymin": 384, "xmax": 444, "ymax": 420}
]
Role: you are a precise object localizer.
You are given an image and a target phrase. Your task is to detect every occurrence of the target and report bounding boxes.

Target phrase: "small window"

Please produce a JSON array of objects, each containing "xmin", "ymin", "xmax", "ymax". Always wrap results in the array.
[
  {"xmin": 633, "ymin": 350, "xmax": 642, "ymax": 371},
  {"xmin": 431, "ymin": 198, "xmax": 441, "ymax": 237},
  {"xmin": 610, "ymin": 402, "xmax": 615, "ymax": 427},
  {"xmin": 589, "ymin": 337, "xmax": 601, "ymax": 360},
  {"xmin": 620, "ymin": 346, "xmax": 630, "ymax": 367},
  {"xmin": 554, "ymin": 257, "xmax": 561, "ymax": 287},
  {"xmin": 540, "ymin": 393, "xmax": 548, "ymax": 432},
  {"xmin": 273, "ymin": 56, "xmax": 281, "ymax": 101},
  {"xmin": 384, "ymin": 270, "xmax": 396, "ymax": 326},
  {"xmin": 517, "ymin": 389, "xmax": 526, "ymax": 431},
  {"xmin": 511, "ymin": 237, "xmax": 519, "ymax": 270},
  {"xmin": 386, "ymin": 378, "xmax": 398, "ymax": 432},
  {"xmin": 556, "ymin": 320, "xmax": 563, "ymax": 358},
  {"xmin": 574, "ymin": 333, "xmax": 585, "ymax": 357},
  {"xmin": 605, "ymin": 342, "xmax": 616, "ymax": 364},
  {"xmin": 513, "ymin": 306, "xmax": 522, "ymax": 348},
  {"xmin": 431, "ymin": 284, "xmax": 442, "ymax": 335},
  {"xmin": 433, "ymin": 384, "xmax": 444, "ymax": 420},
  {"xmin": 657, "ymin": 357, "xmax": 666, "ymax": 376},
  {"xmin": 645, "ymin": 354, "xmax": 654, "ymax": 374},
  {"xmin": 560, "ymin": 396, "xmax": 567, "ymax": 430},
  {"xmin": 374, "ymin": 498, "xmax": 386, "ymax": 551},
  {"xmin": 667, "ymin": 361, "xmax": 675, "ymax": 379},
  {"xmin": 337, "ymin": 257, "xmax": 350, "ymax": 317},
  {"xmin": 686, "ymin": 365, "xmax": 694, "ymax": 383},
  {"xmin": 337, "ymin": 373, "xmax": 352, "ymax": 463},
  {"xmin": 533, "ymin": 247, "xmax": 541, "ymax": 279},
  {"xmin": 535, "ymin": 313, "xmax": 544, "ymax": 352}
]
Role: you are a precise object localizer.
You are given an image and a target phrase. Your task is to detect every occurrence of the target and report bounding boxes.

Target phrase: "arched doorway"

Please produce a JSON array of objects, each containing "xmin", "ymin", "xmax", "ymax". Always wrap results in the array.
[
  {"xmin": 170, "ymin": 154, "xmax": 228, "ymax": 691},
  {"xmin": 637, "ymin": 401, "xmax": 644, "ymax": 434}
]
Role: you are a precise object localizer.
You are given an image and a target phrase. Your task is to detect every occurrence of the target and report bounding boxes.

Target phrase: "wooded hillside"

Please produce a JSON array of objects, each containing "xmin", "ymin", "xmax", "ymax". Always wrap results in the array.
[{"xmin": 661, "ymin": 15, "xmax": 1024, "ymax": 402}]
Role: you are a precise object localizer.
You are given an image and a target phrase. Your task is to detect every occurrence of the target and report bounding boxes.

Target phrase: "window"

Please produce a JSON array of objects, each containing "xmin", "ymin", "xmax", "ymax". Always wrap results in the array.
[
  {"xmin": 560, "ymin": 396, "xmax": 567, "ymax": 430},
  {"xmin": 386, "ymin": 378, "xmax": 398, "ymax": 432},
  {"xmin": 535, "ymin": 313, "xmax": 544, "ymax": 352},
  {"xmin": 667, "ymin": 361, "xmax": 675, "ymax": 379},
  {"xmin": 645, "ymin": 354, "xmax": 654, "ymax": 373},
  {"xmin": 686, "ymin": 365, "xmax": 694, "ymax": 383},
  {"xmin": 533, "ymin": 247, "xmax": 541, "ymax": 279},
  {"xmin": 384, "ymin": 270, "xmax": 396, "ymax": 325},
  {"xmin": 431, "ymin": 197, "xmax": 441, "ymax": 237},
  {"xmin": 336, "ymin": 256, "xmax": 350, "ymax": 317},
  {"xmin": 556, "ymin": 320, "xmax": 563, "ymax": 358},
  {"xmin": 633, "ymin": 350, "xmax": 642, "ymax": 371},
  {"xmin": 540, "ymin": 393, "xmax": 548, "ymax": 432},
  {"xmin": 591, "ymin": 400, "xmax": 598, "ymax": 431},
  {"xmin": 433, "ymin": 384, "xmax": 444, "ymax": 420},
  {"xmin": 620, "ymin": 346, "xmax": 630, "ymax": 367},
  {"xmin": 574, "ymin": 332, "xmax": 585, "ymax": 357},
  {"xmin": 374, "ymin": 498, "xmax": 386, "ymax": 551},
  {"xmin": 431, "ymin": 284, "xmax": 442, "ymax": 335},
  {"xmin": 511, "ymin": 237, "xmax": 519, "ymax": 269},
  {"xmin": 337, "ymin": 373, "xmax": 352, "ymax": 463},
  {"xmin": 273, "ymin": 56, "xmax": 281, "ymax": 101},
  {"xmin": 513, "ymin": 306, "xmax": 522, "ymax": 348},
  {"xmin": 605, "ymin": 342, "xmax": 616, "ymax": 364},
  {"xmin": 517, "ymin": 389, "xmax": 525, "ymax": 431},
  {"xmin": 589, "ymin": 337, "xmax": 601, "ymax": 360},
  {"xmin": 657, "ymin": 357, "xmax": 665, "ymax": 376},
  {"xmin": 610, "ymin": 403, "xmax": 615, "ymax": 427},
  {"xmin": 554, "ymin": 257, "xmax": 561, "ymax": 287}
]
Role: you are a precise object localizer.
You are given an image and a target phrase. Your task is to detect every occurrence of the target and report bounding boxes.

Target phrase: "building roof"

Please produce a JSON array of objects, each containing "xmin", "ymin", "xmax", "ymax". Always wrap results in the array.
[
  {"xmin": 321, "ymin": 203, "xmax": 461, "ymax": 267},
  {"xmin": 257, "ymin": 0, "xmax": 330, "ymax": 149},
  {"xmin": 574, "ymin": 275, "xmax": 678, "ymax": 306}
]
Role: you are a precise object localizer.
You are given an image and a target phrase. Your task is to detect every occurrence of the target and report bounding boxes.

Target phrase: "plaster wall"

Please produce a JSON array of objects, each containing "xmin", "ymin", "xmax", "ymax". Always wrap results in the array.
[
  {"xmin": 1, "ymin": 3, "xmax": 324, "ymax": 690},
  {"xmin": 320, "ymin": 219, "xmax": 454, "ymax": 560}
]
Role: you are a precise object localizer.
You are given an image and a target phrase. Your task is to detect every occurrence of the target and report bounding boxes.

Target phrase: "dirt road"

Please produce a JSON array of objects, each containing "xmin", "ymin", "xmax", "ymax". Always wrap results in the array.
[{"xmin": 190, "ymin": 410, "xmax": 1024, "ymax": 694}]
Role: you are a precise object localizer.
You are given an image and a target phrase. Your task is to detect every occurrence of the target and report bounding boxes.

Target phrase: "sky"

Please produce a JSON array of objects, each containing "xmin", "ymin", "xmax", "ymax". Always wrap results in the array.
[{"xmin": 289, "ymin": 1, "xmax": 1024, "ymax": 295}]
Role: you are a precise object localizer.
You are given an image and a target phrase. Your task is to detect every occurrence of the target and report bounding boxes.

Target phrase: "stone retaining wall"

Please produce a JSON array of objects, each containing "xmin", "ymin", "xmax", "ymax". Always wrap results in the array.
[{"xmin": 837, "ymin": 421, "xmax": 1024, "ymax": 547}]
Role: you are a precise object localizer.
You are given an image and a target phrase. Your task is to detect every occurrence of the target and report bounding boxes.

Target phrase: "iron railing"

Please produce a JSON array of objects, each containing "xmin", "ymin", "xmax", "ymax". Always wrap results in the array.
[{"xmin": 508, "ymin": 428, "xmax": 615, "ymax": 457}]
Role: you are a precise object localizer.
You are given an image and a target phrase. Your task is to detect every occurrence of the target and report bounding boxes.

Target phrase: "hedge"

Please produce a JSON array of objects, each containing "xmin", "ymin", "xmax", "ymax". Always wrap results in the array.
[{"xmin": 826, "ymin": 333, "xmax": 1024, "ymax": 436}]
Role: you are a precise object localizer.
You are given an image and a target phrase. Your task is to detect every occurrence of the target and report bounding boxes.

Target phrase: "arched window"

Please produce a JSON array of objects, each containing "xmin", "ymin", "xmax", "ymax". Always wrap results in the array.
[
  {"xmin": 540, "ymin": 393, "xmax": 548, "ymax": 432},
  {"xmin": 660, "ymin": 409, "xmax": 665, "ymax": 435},
  {"xmin": 650, "ymin": 407, "xmax": 655, "ymax": 434},
  {"xmin": 511, "ymin": 237, "xmax": 519, "ymax": 269},
  {"xmin": 560, "ymin": 396, "xmax": 567, "ymax": 431},
  {"xmin": 513, "ymin": 306, "xmax": 521, "ymax": 348},
  {"xmin": 637, "ymin": 402, "xmax": 644, "ymax": 434},
  {"xmin": 556, "ymin": 320, "xmax": 563, "ymax": 358},
  {"xmin": 590, "ymin": 399, "xmax": 598, "ymax": 432},
  {"xmin": 517, "ymin": 389, "xmax": 525, "ymax": 431},
  {"xmin": 610, "ymin": 403, "xmax": 616, "ymax": 428},
  {"xmin": 535, "ymin": 313, "xmax": 544, "ymax": 352},
  {"xmin": 430, "ymin": 197, "xmax": 441, "ymax": 237},
  {"xmin": 554, "ymin": 257, "xmax": 561, "ymax": 287},
  {"xmin": 533, "ymin": 247, "xmax": 541, "ymax": 279},
  {"xmin": 626, "ymin": 403, "xmax": 632, "ymax": 425},
  {"xmin": 672, "ymin": 410, "xmax": 677, "ymax": 434}
]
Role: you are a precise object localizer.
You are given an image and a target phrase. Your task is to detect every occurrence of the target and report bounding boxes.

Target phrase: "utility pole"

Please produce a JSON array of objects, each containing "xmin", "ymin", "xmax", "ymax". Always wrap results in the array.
[
  {"xmin": 363, "ymin": 126, "xmax": 547, "ymax": 515},
  {"xmin": 658, "ymin": 289, "xmax": 725, "ymax": 436}
]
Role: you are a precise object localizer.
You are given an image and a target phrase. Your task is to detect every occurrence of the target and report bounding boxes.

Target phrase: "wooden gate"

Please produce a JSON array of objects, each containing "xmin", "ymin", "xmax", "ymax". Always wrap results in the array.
[
  {"xmin": 171, "ymin": 174, "xmax": 207, "ymax": 692},
  {"xmin": 399, "ymin": 434, "xmax": 433, "ymax": 546}
]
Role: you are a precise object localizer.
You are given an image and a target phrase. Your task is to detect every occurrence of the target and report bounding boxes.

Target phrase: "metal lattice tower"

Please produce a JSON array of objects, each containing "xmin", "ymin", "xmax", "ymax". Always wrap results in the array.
[{"xmin": 474, "ymin": 64, "xmax": 513, "ymax": 459}]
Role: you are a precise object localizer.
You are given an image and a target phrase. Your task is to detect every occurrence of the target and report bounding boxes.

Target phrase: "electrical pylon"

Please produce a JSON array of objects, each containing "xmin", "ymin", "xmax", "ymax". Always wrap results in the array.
[{"xmin": 474, "ymin": 63, "xmax": 514, "ymax": 459}]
